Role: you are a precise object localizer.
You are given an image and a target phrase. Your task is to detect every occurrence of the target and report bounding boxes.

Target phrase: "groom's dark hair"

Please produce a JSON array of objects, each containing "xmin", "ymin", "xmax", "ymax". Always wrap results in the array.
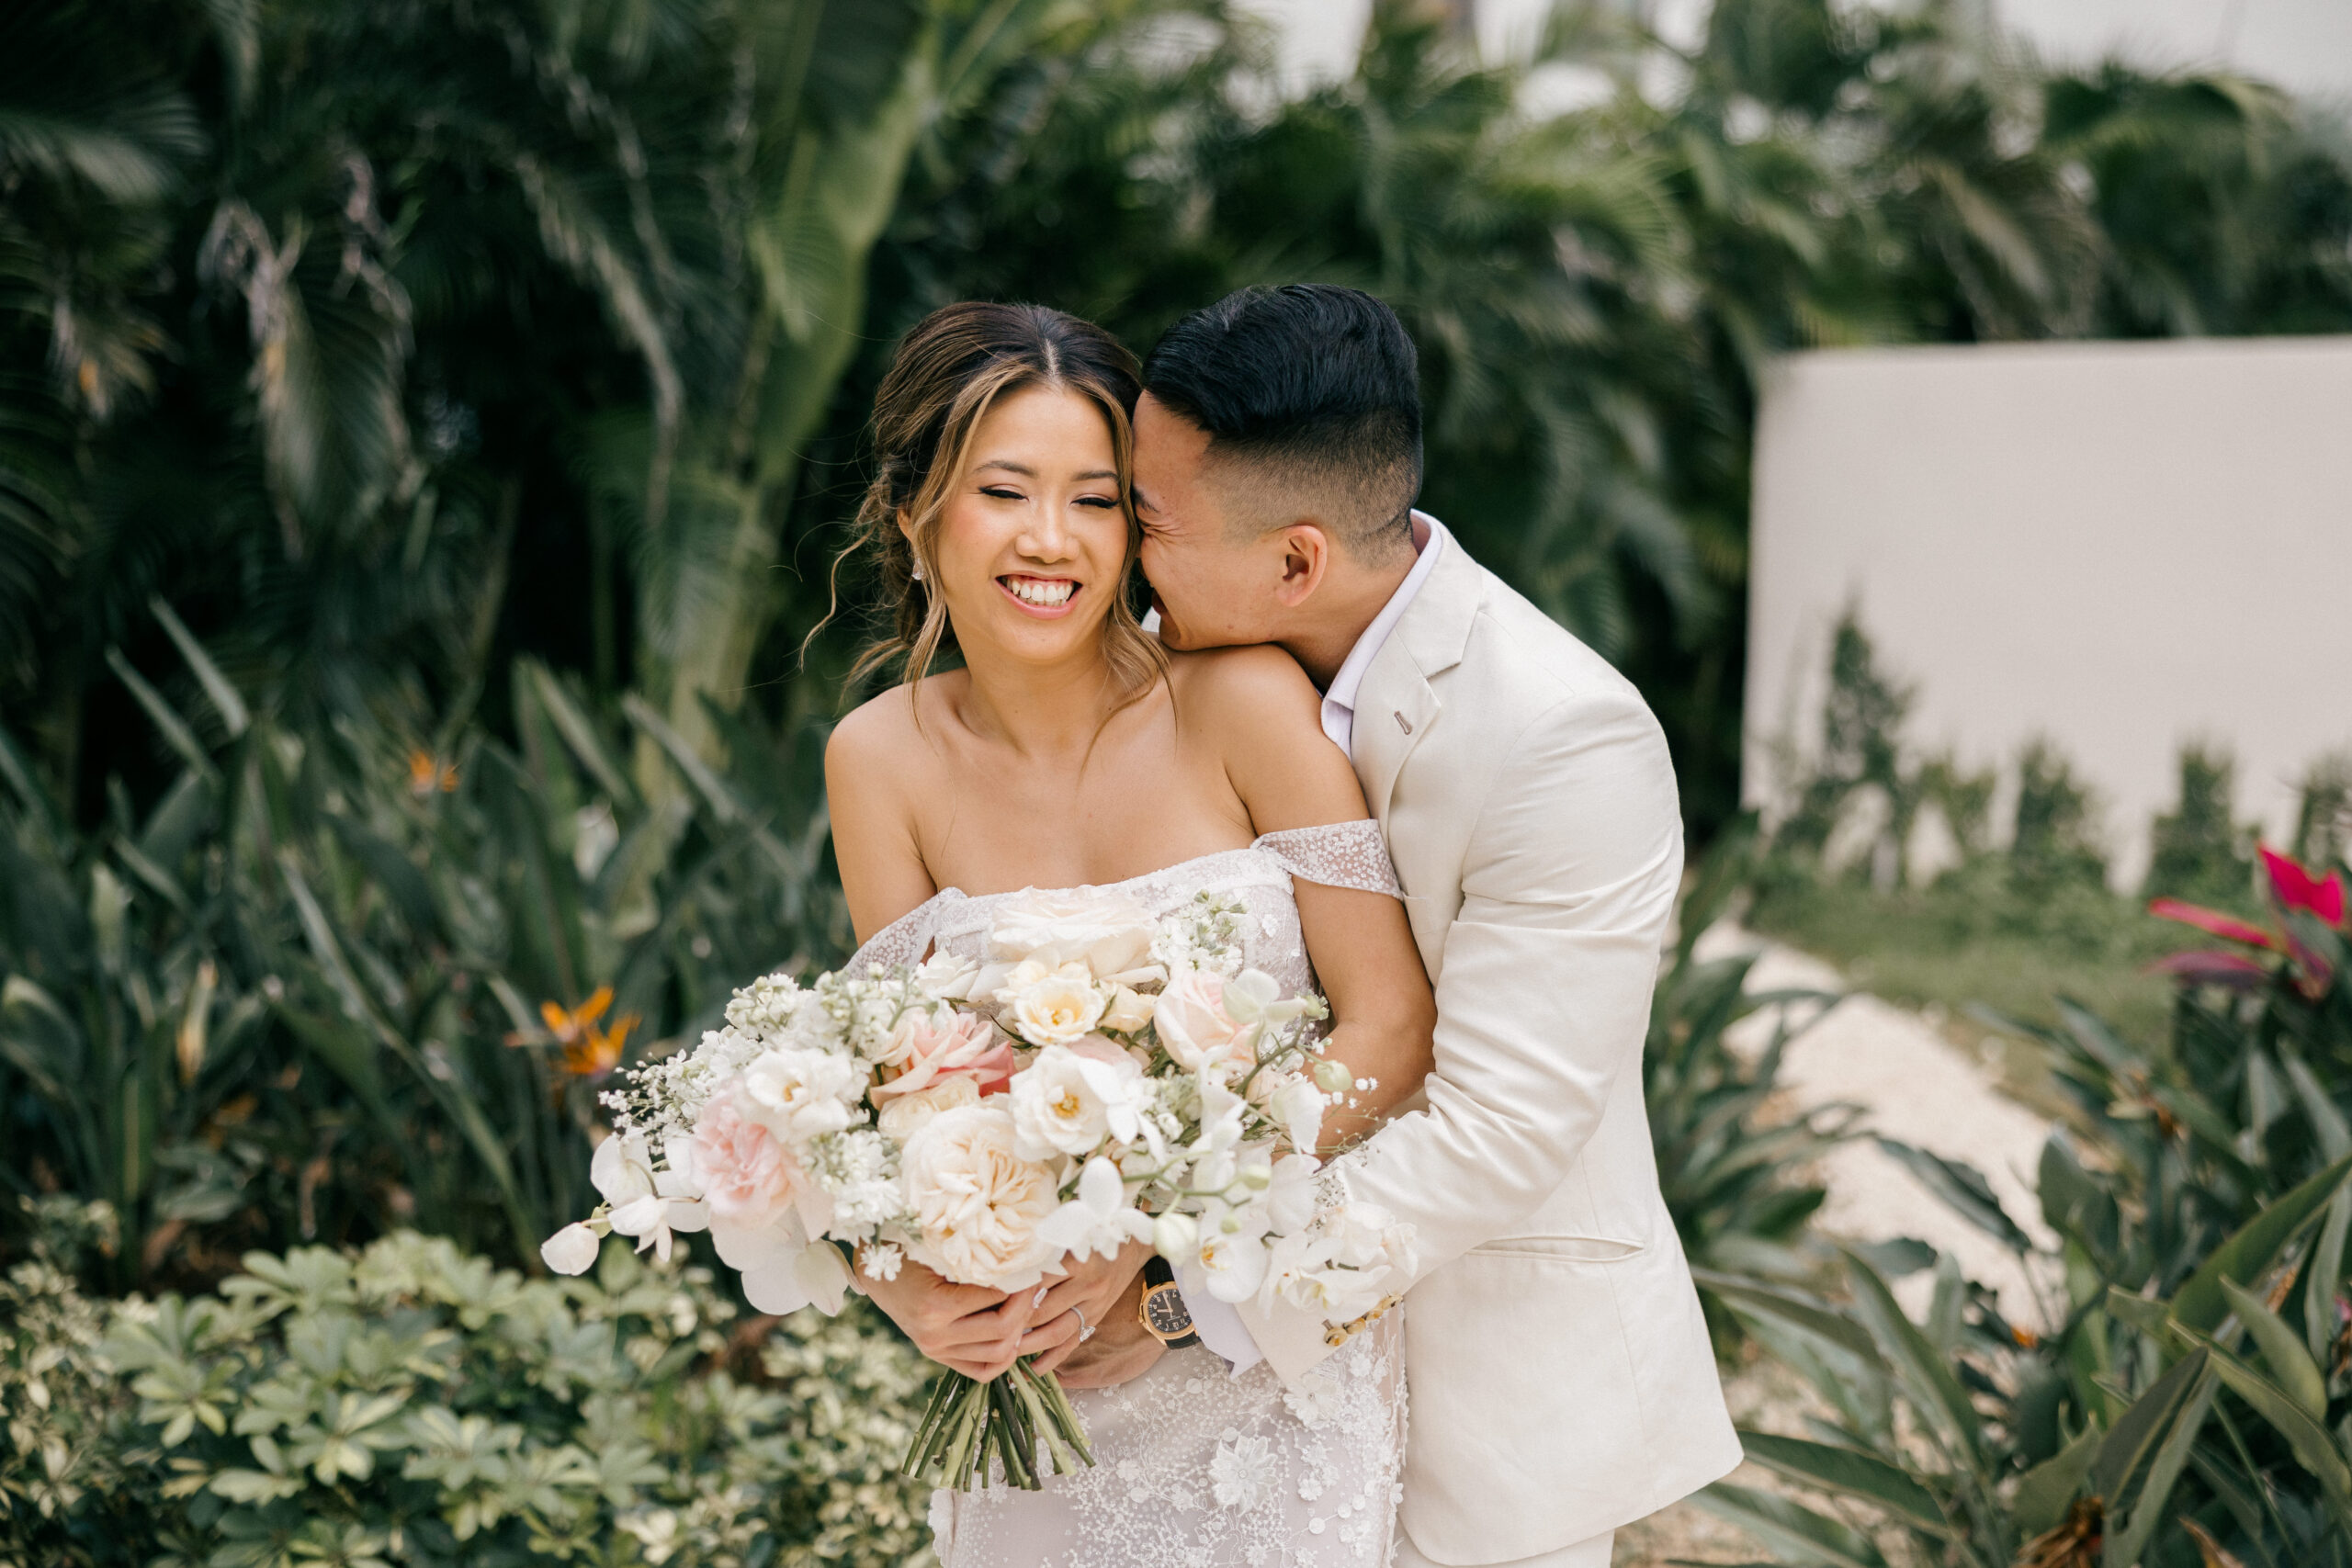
[{"xmin": 1143, "ymin": 285, "xmax": 1422, "ymax": 559}]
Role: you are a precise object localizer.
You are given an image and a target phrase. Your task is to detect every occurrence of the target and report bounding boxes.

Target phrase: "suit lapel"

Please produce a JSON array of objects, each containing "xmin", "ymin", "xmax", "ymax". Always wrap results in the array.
[
  {"xmin": 1351, "ymin": 520, "xmax": 1485, "ymax": 829},
  {"xmin": 1351, "ymin": 637, "xmax": 1434, "ymax": 828}
]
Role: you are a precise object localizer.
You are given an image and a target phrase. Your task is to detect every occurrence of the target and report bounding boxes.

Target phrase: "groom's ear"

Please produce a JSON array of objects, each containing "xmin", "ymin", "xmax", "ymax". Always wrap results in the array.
[{"xmin": 1271, "ymin": 525, "xmax": 1333, "ymax": 608}]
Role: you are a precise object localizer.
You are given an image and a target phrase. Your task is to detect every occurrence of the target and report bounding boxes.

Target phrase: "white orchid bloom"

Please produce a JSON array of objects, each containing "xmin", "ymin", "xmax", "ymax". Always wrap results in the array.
[
  {"xmin": 540, "ymin": 1221, "xmax": 603, "ymax": 1275},
  {"xmin": 1152, "ymin": 1211, "xmax": 1202, "ymax": 1268},
  {"xmin": 1036, "ymin": 1156, "xmax": 1154, "ymax": 1263},
  {"xmin": 592, "ymin": 1132, "xmax": 707, "ymax": 1263},
  {"xmin": 738, "ymin": 1235, "xmax": 854, "ymax": 1317},
  {"xmin": 1266, "ymin": 1075, "xmax": 1327, "ymax": 1153},
  {"xmin": 1267, "ymin": 1152, "xmax": 1319, "ymax": 1234},
  {"xmin": 1190, "ymin": 1200, "xmax": 1273, "ymax": 1303}
]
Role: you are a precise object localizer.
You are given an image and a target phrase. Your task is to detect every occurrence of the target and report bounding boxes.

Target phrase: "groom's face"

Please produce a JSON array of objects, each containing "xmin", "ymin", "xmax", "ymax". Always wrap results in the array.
[{"xmin": 1132, "ymin": 393, "xmax": 1285, "ymax": 650}]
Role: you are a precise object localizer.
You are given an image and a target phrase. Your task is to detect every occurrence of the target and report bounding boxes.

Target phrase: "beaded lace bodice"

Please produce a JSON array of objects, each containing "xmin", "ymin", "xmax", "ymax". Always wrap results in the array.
[
  {"xmin": 848, "ymin": 821, "xmax": 1404, "ymax": 990},
  {"xmin": 862, "ymin": 820, "xmax": 1412, "ymax": 1568}
]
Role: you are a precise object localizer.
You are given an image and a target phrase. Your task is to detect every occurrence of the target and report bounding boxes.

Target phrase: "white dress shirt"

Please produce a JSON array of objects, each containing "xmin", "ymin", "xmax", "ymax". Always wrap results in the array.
[
  {"xmin": 1183, "ymin": 513, "xmax": 1442, "ymax": 1375},
  {"xmin": 1317, "ymin": 513, "xmax": 1443, "ymax": 754}
]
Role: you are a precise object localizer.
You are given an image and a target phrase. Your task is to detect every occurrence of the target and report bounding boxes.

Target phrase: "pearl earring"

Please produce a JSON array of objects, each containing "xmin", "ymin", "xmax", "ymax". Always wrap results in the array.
[{"xmin": 910, "ymin": 559, "xmax": 925, "ymax": 583}]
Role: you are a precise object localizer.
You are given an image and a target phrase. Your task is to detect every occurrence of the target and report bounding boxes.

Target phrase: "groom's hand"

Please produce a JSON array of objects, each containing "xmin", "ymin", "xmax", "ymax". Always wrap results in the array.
[
  {"xmin": 861, "ymin": 1255, "xmax": 1033, "ymax": 1380},
  {"xmin": 1050, "ymin": 1267, "xmax": 1166, "ymax": 1389}
]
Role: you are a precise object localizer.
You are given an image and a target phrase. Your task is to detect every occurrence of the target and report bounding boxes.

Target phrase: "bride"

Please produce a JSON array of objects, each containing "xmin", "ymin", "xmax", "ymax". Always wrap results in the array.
[{"xmin": 826, "ymin": 299, "xmax": 1439, "ymax": 1568}]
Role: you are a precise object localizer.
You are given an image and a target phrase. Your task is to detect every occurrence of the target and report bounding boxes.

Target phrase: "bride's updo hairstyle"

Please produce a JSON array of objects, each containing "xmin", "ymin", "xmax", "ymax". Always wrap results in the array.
[{"xmin": 842, "ymin": 301, "xmax": 1165, "ymax": 702}]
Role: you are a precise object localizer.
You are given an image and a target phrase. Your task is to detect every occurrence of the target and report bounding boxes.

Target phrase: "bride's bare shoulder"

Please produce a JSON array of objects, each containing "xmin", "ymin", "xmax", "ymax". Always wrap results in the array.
[
  {"xmin": 826, "ymin": 674, "xmax": 960, "ymax": 782},
  {"xmin": 1165, "ymin": 645, "xmax": 1324, "ymax": 740}
]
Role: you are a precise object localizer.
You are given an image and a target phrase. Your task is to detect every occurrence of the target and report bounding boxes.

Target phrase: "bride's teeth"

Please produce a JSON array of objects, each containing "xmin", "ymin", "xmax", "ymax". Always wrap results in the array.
[{"xmin": 1009, "ymin": 578, "xmax": 1073, "ymax": 606}]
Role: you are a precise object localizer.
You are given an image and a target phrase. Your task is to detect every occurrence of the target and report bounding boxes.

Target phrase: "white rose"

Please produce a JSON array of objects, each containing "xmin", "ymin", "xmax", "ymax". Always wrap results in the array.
[
  {"xmin": 739, "ymin": 1047, "xmax": 861, "ymax": 1145},
  {"xmin": 876, "ymin": 1075, "xmax": 981, "ymax": 1144},
  {"xmin": 914, "ymin": 950, "xmax": 982, "ymax": 1001},
  {"xmin": 1100, "ymin": 985, "xmax": 1155, "ymax": 1035},
  {"xmin": 899, "ymin": 1105, "xmax": 1060, "ymax": 1291},
  {"xmin": 1008, "ymin": 1044, "xmax": 1148, "ymax": 1160},
  {"xmin": 540, "ymin": 1222, "xmax": 602, "ymax": 1275},
  {"xmin": 999, "ymin": 960, "xmax": 1108, "ymax": 1048},
  {"xmin": 988, "ymin": 889, "xmax": 1162, "ymax": 982}
]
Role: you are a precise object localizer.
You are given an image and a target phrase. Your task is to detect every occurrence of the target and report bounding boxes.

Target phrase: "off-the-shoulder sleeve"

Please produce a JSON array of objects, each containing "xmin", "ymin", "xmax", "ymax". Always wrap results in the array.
[
  {"xmin": 845, "ymin": 892, "xmax": 956, "ymax": 973},
  {"xmin": 1251, "ymin": 820, "xmax": 1402, "ymax": 897}
]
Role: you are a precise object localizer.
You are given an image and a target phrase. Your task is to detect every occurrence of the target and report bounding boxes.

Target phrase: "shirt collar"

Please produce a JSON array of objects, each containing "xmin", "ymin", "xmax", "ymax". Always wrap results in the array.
[
  {"xmin": 1320, "ymin": 513, "xmax": 1442, "ymax": 753},
  {"xmin": 1326, "ymin": 512, "xmax": 1442, "ymax": 715}
]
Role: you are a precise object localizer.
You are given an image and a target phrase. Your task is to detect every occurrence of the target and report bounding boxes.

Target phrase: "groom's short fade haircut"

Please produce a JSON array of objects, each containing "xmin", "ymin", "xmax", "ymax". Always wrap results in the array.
[{"xmin": 1143, "ymin": 285, "xmax": 1422, "ymax": 559}]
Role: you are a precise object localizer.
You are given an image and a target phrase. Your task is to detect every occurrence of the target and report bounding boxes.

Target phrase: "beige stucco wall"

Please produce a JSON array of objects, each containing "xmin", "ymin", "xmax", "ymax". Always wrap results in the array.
[{"xmin": 1744, "ymin": 335, "xmax": 2352, "ymax": 887}]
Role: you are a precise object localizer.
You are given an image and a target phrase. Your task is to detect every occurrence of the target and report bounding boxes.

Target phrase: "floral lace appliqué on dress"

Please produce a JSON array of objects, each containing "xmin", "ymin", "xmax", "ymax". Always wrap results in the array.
[{"xmin": 847, "ymin": 823, "xmax": 1409, "ymax": 1568}]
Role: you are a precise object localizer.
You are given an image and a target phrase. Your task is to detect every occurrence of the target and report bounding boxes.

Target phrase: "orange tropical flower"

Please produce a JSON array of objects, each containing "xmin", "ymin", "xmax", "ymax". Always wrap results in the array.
[
  {"xmin": 408, "ymin": 750, "xmax": 459, "ymax": 796},
  {"xmin": 532, "ymin": 986, "xmax": 638, "ymax": 1079}
]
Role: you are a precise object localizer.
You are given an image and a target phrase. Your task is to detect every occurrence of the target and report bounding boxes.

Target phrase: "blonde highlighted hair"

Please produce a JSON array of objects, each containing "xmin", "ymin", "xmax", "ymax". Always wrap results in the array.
[{"xmin": 839, "ymin": 301, "xmax": 1166, "ymax": 705}]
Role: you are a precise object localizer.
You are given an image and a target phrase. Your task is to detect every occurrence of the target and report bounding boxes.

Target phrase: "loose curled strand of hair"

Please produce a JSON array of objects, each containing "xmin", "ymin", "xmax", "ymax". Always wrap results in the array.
[{"xmin": 824, "ymin": 302, "xmax": 1166, "ymax": 717}]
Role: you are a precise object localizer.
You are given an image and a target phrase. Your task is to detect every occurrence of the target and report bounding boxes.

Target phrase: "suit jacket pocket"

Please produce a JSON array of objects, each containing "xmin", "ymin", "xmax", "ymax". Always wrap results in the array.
[{"xmin": 1468, "ymin": 1233, "xmax": 1645, "ymax": 1264}]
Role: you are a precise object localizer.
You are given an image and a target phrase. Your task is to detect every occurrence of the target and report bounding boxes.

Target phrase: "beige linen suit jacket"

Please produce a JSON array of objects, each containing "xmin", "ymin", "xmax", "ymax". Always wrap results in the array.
[{"xmin": 1238, "ymin": 522, "xmax": 1741, "ymax": 1564}]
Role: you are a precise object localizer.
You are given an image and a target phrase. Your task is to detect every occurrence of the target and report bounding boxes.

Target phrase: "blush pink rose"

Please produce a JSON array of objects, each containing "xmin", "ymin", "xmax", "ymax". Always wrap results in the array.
[
  {"xmin": 875, "ymin": 1010, "xmax": 1017, "ymax": 1101},
  {"xmin": 689, "ymin": 1092, "xmax": 807, "ymax": 1227}
]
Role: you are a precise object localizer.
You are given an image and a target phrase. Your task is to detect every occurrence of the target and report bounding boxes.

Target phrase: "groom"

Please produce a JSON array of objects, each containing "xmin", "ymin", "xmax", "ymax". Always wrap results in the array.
[{"xmin": 1121, "ymin": 284, "xmax": 1737, "ymax": 1567}]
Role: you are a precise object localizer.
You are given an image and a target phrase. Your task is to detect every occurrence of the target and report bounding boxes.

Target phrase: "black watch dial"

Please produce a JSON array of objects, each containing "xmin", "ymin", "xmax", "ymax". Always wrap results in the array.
[{"xmin": 1143, "ymin": 1283, "xmax": 1194, "ymax": 1338}]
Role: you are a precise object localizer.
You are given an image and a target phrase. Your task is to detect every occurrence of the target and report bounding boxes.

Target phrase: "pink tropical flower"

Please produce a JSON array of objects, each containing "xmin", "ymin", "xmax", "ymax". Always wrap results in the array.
[
  {"xmin": 2260, "ymin": 846, "xmax": 2346, "ymax": 928},
  {"xmin": 2147, "ymin": 898, "xmax": 2277, "ymax": 949},
  {"xmin": 2143, "ymin": 951, "xmax": 2272, "ymax": 989}
]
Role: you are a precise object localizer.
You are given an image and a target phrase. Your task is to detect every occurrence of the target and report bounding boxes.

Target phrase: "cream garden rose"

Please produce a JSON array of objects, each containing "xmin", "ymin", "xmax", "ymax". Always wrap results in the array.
[
  {"xmin": 998, "ymin": 959, "xmax": 1109, "ymax": 1048},
  {"xmin": 899, "ymin": 1104, "xmax": 1060, "ymax": 1291},
  {"xmin": 877, "ymin": 1074, "xmax": 981, "ymax": 1143},
  {"xmin": 1100, "ymin": 984, "xmax": 1155, "ymax": 1034}
]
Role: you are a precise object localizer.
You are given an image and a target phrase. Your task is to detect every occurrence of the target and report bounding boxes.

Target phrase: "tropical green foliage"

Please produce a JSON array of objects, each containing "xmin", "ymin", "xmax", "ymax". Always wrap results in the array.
[
  {"xmin": 5, "ymin": 1222, "xmax": 934, "ymax": 1568},
  {"xmin": 10, "ymin": 0, "xmax": 2352, "ymax": 843},
  {"xmin": 0, "ymin": 615, "xmax": 842, "ymax": 1289},
  {"xmin": 1709, "ymin": 845, "xmax": 2352, "ymax": 1566}
]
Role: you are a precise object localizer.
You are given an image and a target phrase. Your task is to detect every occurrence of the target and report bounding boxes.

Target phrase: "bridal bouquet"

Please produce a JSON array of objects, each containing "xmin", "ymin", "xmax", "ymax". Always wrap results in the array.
[{"xmin": 540, "ymin": 887, "xmax": 1415, "ymax": 1491}]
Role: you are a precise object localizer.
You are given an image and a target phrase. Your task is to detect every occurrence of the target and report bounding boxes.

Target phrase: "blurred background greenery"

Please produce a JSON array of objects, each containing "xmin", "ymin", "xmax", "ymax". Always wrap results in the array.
[{"xmin": 7, "ymin": 1, "xmax": 2352, "ymax": 1563}]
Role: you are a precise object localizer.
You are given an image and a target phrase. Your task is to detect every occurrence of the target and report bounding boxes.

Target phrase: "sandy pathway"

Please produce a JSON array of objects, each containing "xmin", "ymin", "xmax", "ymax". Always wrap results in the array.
[{"xmin": 1696, "ymin": 920, "xmax": 2062, "ymax": 1325}]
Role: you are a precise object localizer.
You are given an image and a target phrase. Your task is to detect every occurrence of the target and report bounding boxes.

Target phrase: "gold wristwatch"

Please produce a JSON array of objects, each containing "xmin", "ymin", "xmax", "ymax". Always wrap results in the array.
[{"xmin": 1138, "ymin": 1256, "xmax": 1200, "ymax": 1348}]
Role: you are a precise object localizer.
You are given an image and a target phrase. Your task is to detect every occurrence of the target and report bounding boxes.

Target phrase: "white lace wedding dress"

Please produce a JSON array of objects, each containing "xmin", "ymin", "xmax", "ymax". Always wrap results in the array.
[{"xmin": 847, "ymin": 822, "xmax": 1411, "ymax": 1568}]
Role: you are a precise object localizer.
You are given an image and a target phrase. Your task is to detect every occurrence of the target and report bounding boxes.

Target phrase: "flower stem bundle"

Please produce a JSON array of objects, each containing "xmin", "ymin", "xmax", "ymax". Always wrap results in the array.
[{"xmin": 903, "ymin": 1358, "xmax": 1093, "ymax": 1490}]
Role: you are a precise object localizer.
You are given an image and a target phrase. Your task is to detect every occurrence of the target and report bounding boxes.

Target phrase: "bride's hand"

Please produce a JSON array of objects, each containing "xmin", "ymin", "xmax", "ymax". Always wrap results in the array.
[
  {"xmin": 861, "ymin": 1253, "xmax": 1034, "ymax": 1380},
  {"xmin": 1018, "ymin": 1239, "xmax": 1152, "ymax": 1375},
  {"xmin": 1051, "ymin": 1265, "xmax": 1167, "ymax": 1389}
]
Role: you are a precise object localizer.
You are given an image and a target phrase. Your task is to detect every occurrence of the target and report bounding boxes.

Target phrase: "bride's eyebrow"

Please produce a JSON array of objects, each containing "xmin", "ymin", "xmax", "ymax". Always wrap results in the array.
[{"xmin": 975, "ymin": 458, "xmax": 1117, "ymax": 483}]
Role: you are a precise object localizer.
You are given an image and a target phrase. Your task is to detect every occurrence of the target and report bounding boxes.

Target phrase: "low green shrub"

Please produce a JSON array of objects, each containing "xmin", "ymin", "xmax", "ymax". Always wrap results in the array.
[{"xmin": 6, "ymin": 1228, "xmax": 933, "ymax": 1568}]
